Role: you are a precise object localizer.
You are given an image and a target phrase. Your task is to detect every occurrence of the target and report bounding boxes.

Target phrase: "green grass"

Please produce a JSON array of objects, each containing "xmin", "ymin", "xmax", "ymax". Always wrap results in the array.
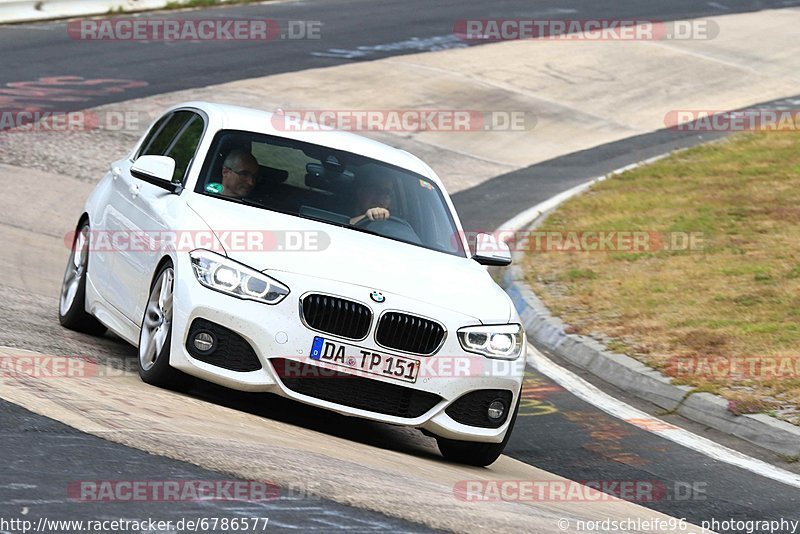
[
  {"xmin": 165, "ymin": 0, "xmax": 224, "ymax": 8},
  {"xmin": 522, "ymin": 132, "xmax": 800, "ymax": 424},
  {"xmin": 107, "ymin": 0, "xmax": 267, "ymax": 14}
]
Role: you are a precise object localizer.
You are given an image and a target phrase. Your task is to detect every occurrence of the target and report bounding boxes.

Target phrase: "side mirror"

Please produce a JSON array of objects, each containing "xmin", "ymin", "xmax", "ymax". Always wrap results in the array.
[
  {"xmin": 131, "ymin": 155, "xmax": 181, "ymax": 193},
  {"xmin": 472, "ymin": 232, "xmax": 512, "ymax": 266}
]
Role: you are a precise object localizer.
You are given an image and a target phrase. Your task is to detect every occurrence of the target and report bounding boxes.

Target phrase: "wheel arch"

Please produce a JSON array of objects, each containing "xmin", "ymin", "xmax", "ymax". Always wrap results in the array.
[{"xmin": 149, "ymin": 255, "xmax": 176, "ymax": 292}]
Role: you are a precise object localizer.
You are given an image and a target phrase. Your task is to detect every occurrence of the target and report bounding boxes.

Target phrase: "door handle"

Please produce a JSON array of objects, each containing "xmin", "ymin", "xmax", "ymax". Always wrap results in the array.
[
  {"xmin": 112, "ymin": 167, "xmax": 122, "ymax": 180},
  {"xmin": 129, "ymin": 183, "xmax": 140, "ymax": 198}
]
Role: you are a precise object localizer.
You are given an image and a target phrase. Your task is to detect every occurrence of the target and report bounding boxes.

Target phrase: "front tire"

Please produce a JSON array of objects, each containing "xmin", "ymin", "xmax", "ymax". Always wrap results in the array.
[
  {"xmin": 436, "ymin": 395, "xmax": 521, "ymax": 467},
  {"xmin": 138, "ymin": 262, "xmax": 190, "ymax": 391},
  {"xmin": 59, "ymin": 220, "xmax": 107, "ymax": 336}
]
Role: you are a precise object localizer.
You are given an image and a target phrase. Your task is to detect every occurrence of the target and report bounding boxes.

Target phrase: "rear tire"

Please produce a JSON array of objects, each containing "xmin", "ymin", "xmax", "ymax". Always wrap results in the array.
[
  {"xmin": 137, "ymin": 261, "xmax": 191, "ymax": 391},
  {"xmin": 58, "ymin": 220, "xmax": 107, "ymax": 336},
  {"xmin": 436, "ymin": 394, "xmax": 521, "ymax": 467}
]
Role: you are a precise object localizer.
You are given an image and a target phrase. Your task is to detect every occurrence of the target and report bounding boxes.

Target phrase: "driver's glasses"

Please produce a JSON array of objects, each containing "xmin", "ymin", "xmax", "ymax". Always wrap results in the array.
[{"xmin": 224, "ymin": 166, "xmax": 257, "ymax": 180}]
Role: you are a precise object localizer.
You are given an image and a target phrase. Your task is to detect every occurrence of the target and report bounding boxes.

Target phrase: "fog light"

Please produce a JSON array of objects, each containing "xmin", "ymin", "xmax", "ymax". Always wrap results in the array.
[
  {"xmin": 193, "ymin": 332, "xmax": 215, "ymax": 353},
  {"xmin": 487, "ymin": 400, "xmax": 506, "ymax": 420}
]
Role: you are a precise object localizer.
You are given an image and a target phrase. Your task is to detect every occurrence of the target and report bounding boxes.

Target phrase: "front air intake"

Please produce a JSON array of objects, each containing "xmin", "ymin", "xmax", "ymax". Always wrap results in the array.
[
  {"xmin": 300, "ymin": 293, "xmax": 372, "ymax": 340},
  {"xmin": 375, "ymin": 312, "xmax": 445, "ymax": 355}
]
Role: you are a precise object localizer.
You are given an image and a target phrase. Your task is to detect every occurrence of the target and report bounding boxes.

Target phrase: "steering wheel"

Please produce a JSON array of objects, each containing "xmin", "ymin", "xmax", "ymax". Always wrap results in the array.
[{"xmin": 355, "ymin": 216, "xmax": 422, "ymax": 244}]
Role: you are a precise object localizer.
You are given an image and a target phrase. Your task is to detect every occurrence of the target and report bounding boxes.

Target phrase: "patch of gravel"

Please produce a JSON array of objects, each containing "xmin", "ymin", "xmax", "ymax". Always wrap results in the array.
[
  {"xmin": 0, "ymin": 128, "xmax": 142, "ymax": 183},
  {"xmin": 0, "ymin": 91, "xmax": 210, "ymax": 182},
  {"xmin": 0, "ymin": 100, "xmax": 154, "ymax": 182},
  {"xmin": 0, "ymin": 86, "xmax": 512, "ymax": 192},
  {"xmin": 0, "ymin": 284, "xmax": 132, "ymax": 360}
]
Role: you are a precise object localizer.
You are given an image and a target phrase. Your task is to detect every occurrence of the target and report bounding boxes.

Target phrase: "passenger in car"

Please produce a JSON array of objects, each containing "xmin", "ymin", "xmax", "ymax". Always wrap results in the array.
[
  {"xmin": 349, "ymin": 175, "xmax": 394, "ymax": 225},
  {"xmin": 218, "ymin": 149, "xmax": 259, "ymax": 199}
]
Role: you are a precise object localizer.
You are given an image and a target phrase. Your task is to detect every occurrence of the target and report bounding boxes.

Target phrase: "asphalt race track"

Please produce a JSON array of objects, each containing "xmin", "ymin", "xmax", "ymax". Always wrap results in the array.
[
  {"xmin": 2, "ymin": 0, "xmax": 800, "ymax": 532},
  {"xmin": 2, "ymin": 0, "xmax": 799, "ymax": 114},
  {"xmin": 0, "ymin": 399, "xmax": 435, "ymax": 531}
]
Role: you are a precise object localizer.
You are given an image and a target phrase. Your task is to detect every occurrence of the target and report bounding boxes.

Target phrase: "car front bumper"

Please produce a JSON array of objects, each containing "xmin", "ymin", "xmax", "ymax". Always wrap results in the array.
[{"xmin": 169, "ymin": 253, "xmax": 525, "ymax": 443}]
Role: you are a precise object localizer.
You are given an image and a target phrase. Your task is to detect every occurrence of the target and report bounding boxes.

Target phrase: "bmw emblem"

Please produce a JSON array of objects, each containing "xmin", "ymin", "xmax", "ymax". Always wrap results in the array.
[{"xmin": 370, "ymin": 291, "xmax": 385, "ymax": 303}]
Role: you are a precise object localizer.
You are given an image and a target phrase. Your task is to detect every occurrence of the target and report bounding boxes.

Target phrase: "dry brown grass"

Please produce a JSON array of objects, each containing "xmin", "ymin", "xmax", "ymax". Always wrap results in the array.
[{"xmin": 521, "ymin": 132, "xmax": 800, "ymax": 424}]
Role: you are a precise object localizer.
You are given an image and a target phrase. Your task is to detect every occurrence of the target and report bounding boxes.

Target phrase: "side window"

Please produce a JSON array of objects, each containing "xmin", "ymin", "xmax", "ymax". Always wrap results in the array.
[
  {"xmin": 251, "ymin": 142, "xmax": 315, "ymax": 188},
  {"xmin": 140, "ymin": 111, "xmax": 194, "ymax": 157},
  {"xmin": 164, "ymin": 116, "xmax": 204, "ymax": 182},
  {"xmin": 135, "ymin": 114, "xmax": 170, "ymax": 159}
]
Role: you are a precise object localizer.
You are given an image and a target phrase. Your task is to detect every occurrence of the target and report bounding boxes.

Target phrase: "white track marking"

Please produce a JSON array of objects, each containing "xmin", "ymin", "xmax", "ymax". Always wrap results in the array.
[
  {"xmin": 500, "ymin": 150, "xmax": 800, "ymax": 488},
  {"xmin": 528, "ymin": 348, "xmax": 800, "ymax": 490}
]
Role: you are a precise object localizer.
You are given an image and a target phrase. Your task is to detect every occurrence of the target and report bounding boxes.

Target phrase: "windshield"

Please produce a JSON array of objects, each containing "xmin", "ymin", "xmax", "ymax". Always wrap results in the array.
[{"xmin": 195, "ymin": 130, "xmax": 466, "ymax": 257}]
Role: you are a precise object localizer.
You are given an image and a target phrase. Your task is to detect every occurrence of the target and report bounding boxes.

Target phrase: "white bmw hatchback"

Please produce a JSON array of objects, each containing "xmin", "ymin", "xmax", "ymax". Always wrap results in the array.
[{"xmin": 59, "ymin": 102, "xmax": 525, "ymax": 466}]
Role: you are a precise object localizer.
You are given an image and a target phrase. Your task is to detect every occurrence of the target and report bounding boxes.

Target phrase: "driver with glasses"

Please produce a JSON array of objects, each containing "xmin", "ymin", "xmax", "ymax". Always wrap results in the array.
[{"xmin": 217, "ymin": 149, "xmax": 259, "ymax": 199}]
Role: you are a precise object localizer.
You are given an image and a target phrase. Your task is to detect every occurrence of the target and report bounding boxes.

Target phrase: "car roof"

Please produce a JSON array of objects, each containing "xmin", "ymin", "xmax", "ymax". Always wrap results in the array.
[{"xmin": 169, "ymin": 101, "xmax": 440, "ymax": 184}]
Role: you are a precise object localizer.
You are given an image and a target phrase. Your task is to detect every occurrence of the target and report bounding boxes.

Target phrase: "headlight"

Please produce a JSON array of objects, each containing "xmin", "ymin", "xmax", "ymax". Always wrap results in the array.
[
  {"xmin": 189, "ymin": 249, "xmax": 289, "ymax": 305},
  {"xmin": 457, "ymin": 324, "xmax": 524, "ymax": 360}
]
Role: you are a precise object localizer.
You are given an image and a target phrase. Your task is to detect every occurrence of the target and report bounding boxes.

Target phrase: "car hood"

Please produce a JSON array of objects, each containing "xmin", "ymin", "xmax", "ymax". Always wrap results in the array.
[{"xmin": 187, "ymin": 194, "xmax": 513, "ymax": 323}]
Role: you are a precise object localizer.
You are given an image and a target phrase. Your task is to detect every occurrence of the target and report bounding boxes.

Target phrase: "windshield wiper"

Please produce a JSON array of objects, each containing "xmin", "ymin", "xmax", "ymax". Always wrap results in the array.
[
  {"xmin": 235, "ymin": 197, "xmax": 266, "ymax": 208},
  {"xmin": 299, "ymin": 213, "xmax": 393, "ymax": 237},
  {"xmin": 232, "ymin": 197, "xmax": 296, "ymax": 218}
]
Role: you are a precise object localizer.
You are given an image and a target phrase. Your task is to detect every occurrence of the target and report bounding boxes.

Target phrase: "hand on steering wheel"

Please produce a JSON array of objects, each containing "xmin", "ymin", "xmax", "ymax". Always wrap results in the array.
[
  {"xmin": 365, "ymin": 207, "xmax": 390, "ymax": 221},
  {"xmin": 353, "ymin": 207, "xmax": 390, "ymax": 226}
]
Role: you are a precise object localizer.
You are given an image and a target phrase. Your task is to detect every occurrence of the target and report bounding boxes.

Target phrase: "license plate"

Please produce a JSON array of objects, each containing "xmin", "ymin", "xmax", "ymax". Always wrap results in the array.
[{"xmin": 310, "ymin": 336, "xmax": 420, "ymax": 383}]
